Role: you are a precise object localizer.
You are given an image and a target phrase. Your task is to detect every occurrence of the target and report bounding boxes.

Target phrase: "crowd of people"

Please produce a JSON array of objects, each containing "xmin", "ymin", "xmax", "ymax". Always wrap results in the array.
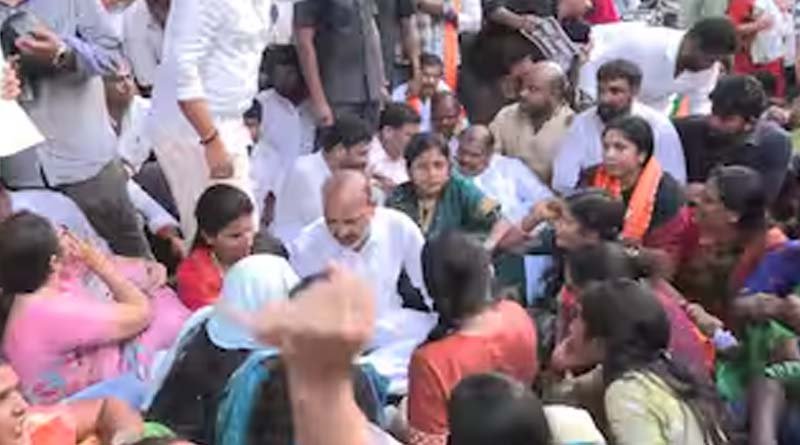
[{"xmin": 5, "ymin": 0, "xmax": 800, "ymax": 443}]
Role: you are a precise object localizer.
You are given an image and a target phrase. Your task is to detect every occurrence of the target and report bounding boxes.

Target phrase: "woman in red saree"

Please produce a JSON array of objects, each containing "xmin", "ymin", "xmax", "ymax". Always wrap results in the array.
[{"xmin": 676, "ymin": 165, "xmax": 800, "ymax": 445}]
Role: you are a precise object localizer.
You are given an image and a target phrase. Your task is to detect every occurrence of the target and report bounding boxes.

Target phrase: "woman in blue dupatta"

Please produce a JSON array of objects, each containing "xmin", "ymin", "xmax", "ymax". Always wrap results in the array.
[{"xmin": 386, "ymin": 133, "xmax": 520, "ymax": 294}]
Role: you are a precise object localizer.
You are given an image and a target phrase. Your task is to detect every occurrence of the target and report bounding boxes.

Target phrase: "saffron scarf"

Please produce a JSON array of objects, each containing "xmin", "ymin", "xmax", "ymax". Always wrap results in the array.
[
  {"xmin": 407, "ymin": 95, "xmax": 423, "ymax": 114},
  {"xmin": 443, "ymin": 0, "xmax": 460, "ymax": 90},
  {"xmin": 592, "ymin": 158, "xmax": 663, "ymax": 242}
]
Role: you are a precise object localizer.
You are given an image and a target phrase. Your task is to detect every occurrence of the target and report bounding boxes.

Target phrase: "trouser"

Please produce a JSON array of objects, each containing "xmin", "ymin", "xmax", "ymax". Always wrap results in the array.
[
  {"xmin": 331, "ymin": 101, "xmax": 382, "ymax": 132},
  {"xmin": 59, "ymin": 160, "xmax": 152, "ymax": 258},
  {"xmin": 153, "ymin": 118, "xmax": 254, "ymax": 247}
]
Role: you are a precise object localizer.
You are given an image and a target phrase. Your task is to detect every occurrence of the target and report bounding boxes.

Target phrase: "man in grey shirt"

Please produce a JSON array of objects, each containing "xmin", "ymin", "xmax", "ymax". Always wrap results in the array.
[
  {"xmin": 0, "ymin": 0, "xmax": 151, "ymax": 257},
  {"xmin": 294, "ymin": 0, "xmax": 386, "ymax": 130}
]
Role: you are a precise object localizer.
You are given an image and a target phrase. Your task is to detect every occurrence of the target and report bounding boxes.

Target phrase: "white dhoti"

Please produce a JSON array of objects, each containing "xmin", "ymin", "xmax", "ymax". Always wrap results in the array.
[{"xmin": 152, "ymin": 117, "xmax": 254, "ymax": 246}]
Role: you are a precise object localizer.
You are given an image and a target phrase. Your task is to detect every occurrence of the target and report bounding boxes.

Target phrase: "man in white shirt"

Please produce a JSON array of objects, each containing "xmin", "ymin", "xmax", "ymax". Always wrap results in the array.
[
  {"xmin": 578, "ymin": 17, "xmax": 737, "ymax": 115},
  {"xmin": 391, "ymin": 53, "xmax": 450, "ymax": 131},
  {"xmin": 288, "ymin": 170, "xmax": 434, "ymax": 375},
  {"xmin": 553, "ymin": 59, "xmax": 687, "ymax": 192},
  {"xmin": 104, "ymin": 70, "xmax": 183, "ymax": 255},
  {"xmin": 123, "ymin": 0, "xmax": 168, "ymax": 95},
  {"xmin": 368, "ymin": 102, "xmax": 421, "ymax": 190},
  {"xmin": 456, "ymin": 126, "xmax": 553, "ymax": 223},
  {"xmin": 147, "ymin": 0, "xmax": 272, "ymax": 243},
  {"xmin": 273, "ymin": 114, "xmax": 373, "ymax": 243},
  {"xmin": 251, "ymin": 46, "xmax": 316, "ymax": 217}
]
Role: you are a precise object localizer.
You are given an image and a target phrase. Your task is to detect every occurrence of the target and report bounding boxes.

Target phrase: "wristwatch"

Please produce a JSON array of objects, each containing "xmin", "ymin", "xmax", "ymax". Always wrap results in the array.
[{"xmin": 52, "ymin": 42, "xmax": 72, "ymax": 69}]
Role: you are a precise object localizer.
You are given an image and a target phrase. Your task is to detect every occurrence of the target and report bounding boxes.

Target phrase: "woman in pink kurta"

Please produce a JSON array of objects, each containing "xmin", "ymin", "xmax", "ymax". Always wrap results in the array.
[{"xmin": 0, "ymin": 212, "xmax": 189, "ymax": 404}]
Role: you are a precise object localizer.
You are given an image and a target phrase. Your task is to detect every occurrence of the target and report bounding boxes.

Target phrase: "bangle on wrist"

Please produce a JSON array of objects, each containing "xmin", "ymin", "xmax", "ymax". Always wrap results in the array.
[{"xmin": 200, "ymin": 128, "xmax": 219, "ymax": 146}]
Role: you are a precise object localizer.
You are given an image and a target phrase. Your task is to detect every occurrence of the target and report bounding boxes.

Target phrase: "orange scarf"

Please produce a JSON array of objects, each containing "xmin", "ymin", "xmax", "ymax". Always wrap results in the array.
[
  {"xmin": 593, "ymin": 158, "xmax": 663, "ymax": 242},
  {"xmin": 407, "ymin": 95, "xmax": 423, "ymax": 114},
  {"xmin": 443, "ymin": 0, "xmax": 460, "ymax": 90}
]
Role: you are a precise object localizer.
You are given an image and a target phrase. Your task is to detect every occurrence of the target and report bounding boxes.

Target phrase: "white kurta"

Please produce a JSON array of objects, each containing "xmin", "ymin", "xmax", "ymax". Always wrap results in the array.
[
  {"xmin": 470, "ymin": 155, "xmax": 554, "ymax": 223},
  {"xmin": 578, "ymin": 22, "xmax": 720, "ymax": 116},
  {"xmin": 272, "ymin": 151, "xmax": 331, "ymax": 243},
  {"xmin": 147, "ymin": 0, "xmax": 271, "ymax": 242},
  {"xmin": 288, "ymin": 207, "xmax": 435, "ymax": 393},
  {"xmin": 250, "ymin": 89, "xmax": 316, "ymax": 211},
  {"xmin": 552, "ymin": 102, "xmax": 687, "ymax": 193}
]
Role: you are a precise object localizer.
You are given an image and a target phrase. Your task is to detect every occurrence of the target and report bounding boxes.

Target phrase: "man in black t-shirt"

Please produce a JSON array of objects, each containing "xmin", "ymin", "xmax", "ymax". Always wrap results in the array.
[{"xmin": 674, "ymin": 75, "xmax": 791, "ymax": 203}]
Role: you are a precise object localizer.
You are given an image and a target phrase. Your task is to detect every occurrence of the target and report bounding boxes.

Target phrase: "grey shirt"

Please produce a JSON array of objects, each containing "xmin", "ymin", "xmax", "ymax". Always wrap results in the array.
[
  {"xmin": 294, "ymin": 0, "xmax": 385, "ymax": 105},
  {"xmin": 0, "ymin": 0, "xmax": 123, "ymax": 187}
]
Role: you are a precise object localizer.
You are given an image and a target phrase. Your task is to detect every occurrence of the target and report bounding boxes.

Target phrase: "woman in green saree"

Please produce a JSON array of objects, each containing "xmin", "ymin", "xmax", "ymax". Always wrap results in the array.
[{"xmin": 386, "ymin": 133, "xmax": 519, "ymax": 293}]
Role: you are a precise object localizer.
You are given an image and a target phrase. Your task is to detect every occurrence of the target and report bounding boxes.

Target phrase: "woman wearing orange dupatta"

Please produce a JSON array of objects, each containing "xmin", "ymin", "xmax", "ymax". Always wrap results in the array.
[{"xmin": 579, "ymin": 116, "xmax": 691, "ymax": 273}]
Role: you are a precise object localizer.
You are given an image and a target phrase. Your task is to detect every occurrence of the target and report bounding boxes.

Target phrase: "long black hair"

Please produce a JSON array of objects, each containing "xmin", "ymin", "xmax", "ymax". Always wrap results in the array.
[
  {"xmin": 193, "ymin": 184, "xmax": 254, "ymax": 248},
  {"xmin": 564, "ymin": 188, "xmax": 625, "ymax": 242},
  {"xmin": 581, "ymin": 279, "xmax": 729, "ymax": 445},
  {"xmin": 566, "ymin": 241, "xmax": 660, "ymax": 290},
  {"xmin": 448, "ymin": 373, "xmax": 551, "ymax": 445},
  {"xmin": 540, "ymin": 189, "xmax": 626, "ymax": 301},
  {"xmin": 709, "ymin": 165, "xmax": 767, "ymax": 234},
  {"xmin": 404, "ymin": 132, "xmax": 451, "ymax": 170},
  {"xmin": 0, "ymin": 211, "xmax": 61, "ymax": 336},
  {"xmin": 422, "ymin": 231, "xmax": 493, "ymax": 342}
]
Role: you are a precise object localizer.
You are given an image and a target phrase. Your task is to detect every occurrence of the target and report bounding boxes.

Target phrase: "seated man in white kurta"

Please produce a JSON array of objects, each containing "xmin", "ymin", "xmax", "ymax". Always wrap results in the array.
[
  {"xmin": 287, "ymin": 170, "xmax": 435, "ymax": 392},
  {"xmin": 272, "ymin": 114, "xmax": 373, "ymax": 243},
  {"xmin": 456, "ymin": 125, "xmax": 554, "ymax": 302},
  {"xmin": 456, "ymin": 125, "xmax": 553, "ymax": 223}
]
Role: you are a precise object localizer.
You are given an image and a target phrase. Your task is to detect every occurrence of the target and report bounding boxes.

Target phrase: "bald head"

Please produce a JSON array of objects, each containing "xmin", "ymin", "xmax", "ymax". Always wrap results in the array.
[
  {"xmin": 431, "ymin": 92, "xmax": 462, "ymax": 139},
  {"xmin": 518, "ymin": 61, "xmax": 567, "ymax": 120},
  {"xmin": 323, "ymin": 170, "xmax": 371, "ymax": 207},
  {"xmin": 532, "ymin": 61, "xmax": 567, "ymax": 100},
  {"xmin": 457, "ymin": 125, "xmax": 495, "ymax": 176},
  {"xmin": 322, "ymin": 170, "xmax": 375, "ymax": 248},
  {"xmin": 459, "ymin": 125, "xmax": 494, "ymax": 155}
]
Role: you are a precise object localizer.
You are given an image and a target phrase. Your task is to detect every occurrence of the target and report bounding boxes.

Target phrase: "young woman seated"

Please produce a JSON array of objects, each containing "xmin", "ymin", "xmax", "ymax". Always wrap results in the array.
[{"xmin": 0, "ymin": 212, "xmax": 188, "ymax": 405}]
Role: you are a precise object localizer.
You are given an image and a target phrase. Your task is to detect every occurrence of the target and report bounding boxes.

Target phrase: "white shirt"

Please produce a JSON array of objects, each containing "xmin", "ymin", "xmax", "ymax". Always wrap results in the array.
[
  {"xmin": 126, "ymin": 180, "xmax": 179, "ymax": 234},
  {"xmin": 10, "ymin": 190, "xmax": 109, "ymax": 251},
  {"xmin": 288, "ymin": 207, "xmax": 432, "ymax": 347},
  {"xmin": 150, "ymin": 0, "xmax": 271, "ymax": 122},
  {"xmin": 578, "ymin": 22, "xmax": 720, "ymax": 115},
  {"xmin": 114, "ymin": 96, "xmax": 180, "ymax": 234},
  {"xmin": 469, "ymin": 155, "xmax": 554, "ymax": 223},
  {"xmin": 368, "ymin": 137, "xmax": 409, "ymax": 186},
  {"xmin": 123, "ymin": 0, "xmax": 164, "ymax": 88},
  {"xmin": 117, "ymin": 96, "xmax": 153, "ymax": 173},
  {"xmin": 391, "ymin": 80, "xmax": 450, "ymax": 132},
  {"xmin": 267, "ymin": 0, "xmax": 294, "ymax": 45},
  {"xmin": 272, "ymin": 151, "xmax": 331, "ymax": 242},
  {"xmin": 251, "ymin": 89, "xmax": 316, "ymax": 208},
  {"xmin": 552, "ymin": 102, "xmax": 687, "ymax": 192}
]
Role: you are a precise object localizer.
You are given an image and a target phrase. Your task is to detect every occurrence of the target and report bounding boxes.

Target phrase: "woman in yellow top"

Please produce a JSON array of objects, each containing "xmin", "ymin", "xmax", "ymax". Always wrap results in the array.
[{"xmin": 575, "ymin": 279, "xmax": 728, "ymax": 445}]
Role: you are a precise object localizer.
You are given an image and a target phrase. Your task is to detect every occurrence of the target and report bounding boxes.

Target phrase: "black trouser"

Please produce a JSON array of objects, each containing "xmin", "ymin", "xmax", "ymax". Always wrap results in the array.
[
  {"xmin": 331, "ymin": 101, "xmax": 382, "ymax": 132},
  {"xmin": 59, "ymin": 160, "xmax": 152, "ymax": 258}
]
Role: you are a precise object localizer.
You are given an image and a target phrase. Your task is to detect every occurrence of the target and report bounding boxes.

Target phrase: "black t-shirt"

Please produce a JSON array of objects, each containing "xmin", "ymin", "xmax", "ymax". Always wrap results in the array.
[
  {"xmin": 482, "ymin": 0, "xmax": 555, "ymax": 18},
  {"xmin": 560, "ymin": 17, "xmax": 591, "ymax": 43},
  {"xmin": 674, "ymin": 116, "xmax": 792, "ymax": 203}
]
